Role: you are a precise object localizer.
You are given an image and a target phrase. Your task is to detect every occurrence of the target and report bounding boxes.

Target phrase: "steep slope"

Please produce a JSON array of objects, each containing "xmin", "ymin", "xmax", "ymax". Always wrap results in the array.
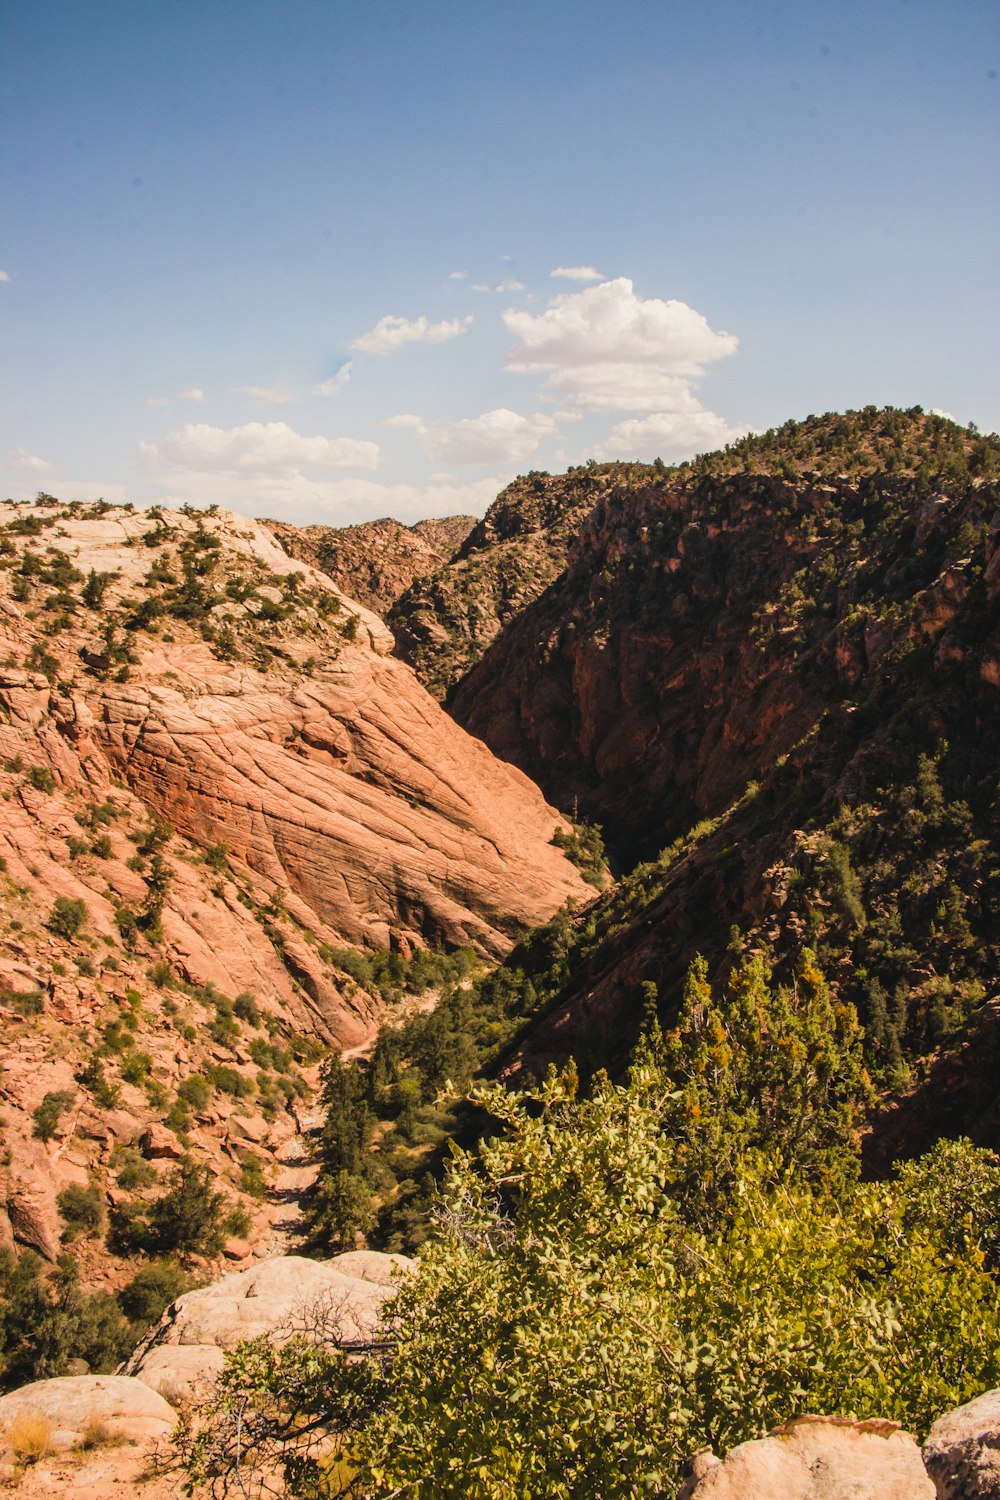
[
  {"xmin": 0, "ymin": 497, "xmax": 588, "ymax": 1296},
  {"xmin": 265, "ymin": 513, "xmax": 475, "ymax": 616},
  {"xmin": 386, "ymin": 466, "xmax": 644, "ymax": 698},
  {"xmin": 452, "ymin": 409, "xmax": 1000, "ymax": 864},
  {"xmin": 440, "ymin": 411, "xmax": 1000, "ymax": 1152}
]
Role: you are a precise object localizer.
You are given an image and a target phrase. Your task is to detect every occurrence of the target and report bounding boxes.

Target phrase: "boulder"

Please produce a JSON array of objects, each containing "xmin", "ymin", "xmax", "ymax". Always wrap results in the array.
[
  {"xmin": 923, "ymin": 1389, "xmax": 1000, "ymax": 1498},
  {"xmin": 124, "ymin": 1344, "xmax": 226, "ymax": 1404},
  {"xmin": 6, "ymin": 1140, "xmax": 61, "ymax": 1261},
  {"xmin": 0, "ymin": 1375, "xmax": 175, "ymax": 1453},
  {"xmin": 678, "ymin": 1415, "xmax": 934, "ymax": 1499},
  {"xmin": 139, "ymin": 1122, "xmax": 184, "ymax": 1160},
  {"xmin": 124, "ymin": 1251, "xmax": 413, "ymax": 1401}
]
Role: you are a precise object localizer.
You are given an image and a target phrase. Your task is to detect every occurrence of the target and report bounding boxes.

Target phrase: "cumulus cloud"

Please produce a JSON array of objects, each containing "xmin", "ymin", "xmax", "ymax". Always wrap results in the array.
[
  {"xmin": 385, "ymin": 408, "xmax": 559, "ymax": 466},
  {"xmin": 7, "ymin": 449, "xmax": 55, "ymax": 473},
  {"xmin": 180, "ymin": 388, "xmax": 204, "ymax": 402},
  {"xmin": 137, "ymin": 421, "xmax": 379, "ymax": 474},
  {"xmin": 381, "ymin": 413, "xmax": 426, "ymax": 430},
  {"xmin": 0, "ymin": 271, "xmax": 10, "ymax": 283},
  {"xmin": 312, "ymin": 363, "xmax": 352, "ymax": 397},
  {"xmin": 505, "ymin": 278, "xmax": 737, "ymax": 399},
  {"xmin": 593, "ymin": 409, "xmax": 750, "ymax": 463},
  {"xmin": 503, "ymin": 277, "xmax": 740, "ymax": 456},
  {"xmin": 234, "ymin": 384, "xmax": 295, "ymax": 405},
  {"xmin": 351, "ymin": 313, "xmax": 473, "ymax": 355},
  {"xmin": 448, "ymin": 270, "xmax": 467, "ymax": 280},
  {"xmin": 550, "ymin": 265, "xmax": 604, "ymax": 282}
]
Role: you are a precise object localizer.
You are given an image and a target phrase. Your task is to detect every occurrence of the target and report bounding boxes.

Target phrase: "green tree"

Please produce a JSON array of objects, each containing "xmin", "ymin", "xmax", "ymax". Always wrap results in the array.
[{"xmin": 185, "ymin": 1060, "xmax": 1000, "ymax": 1498}]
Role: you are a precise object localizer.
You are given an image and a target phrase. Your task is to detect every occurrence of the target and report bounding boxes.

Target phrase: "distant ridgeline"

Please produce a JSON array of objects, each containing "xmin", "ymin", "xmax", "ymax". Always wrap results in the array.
[{"xmin": 309, "ymin": 407, "xmax": 1000, "ymax": 1253}]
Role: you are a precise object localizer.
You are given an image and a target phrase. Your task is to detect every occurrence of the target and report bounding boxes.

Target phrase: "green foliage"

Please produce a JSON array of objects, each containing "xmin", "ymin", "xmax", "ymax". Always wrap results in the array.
[
  {"xmin": 551, "ymin": 818, "xmax": 608, "ymax": 887},
  {"xmin": 114, "ymin": 1155, "xmax": 230, "ymax": 1257},
  {"xmin": 660, "ymin": 948, "xmax": 871, "ymax": 1217},
  {"xmin": 0, "ymin": 986, "xmax": 44, "ymax": 1017},
  {"xmin": 32, "ymin": 1090, "xmax": 74, "ymax": 1142},
  {"xmin": 27, "ymin": 764, "xmax": 56, "ymax": 793},
  {"xmin": 47, "ymin": 895, "xmax": 87, "ymax": 939},
  {"xmin": 190, "ymin": 1055, "xmax": 1000, "ymax": 1497},
  {"xmin": 117, "ymin": 1261, "xmax": 189, "ymax": 1324},
  {"xmin": 177, "ymin": 1073, "xmax": 212, "ymax": 1110},
  {"xmin": 0, "ymin": 1253, "xmax": 133, "ymax": 1391},
  {"xmin": 56, "ymin": 1183, "xmax": 104, "ymax": 1238}
]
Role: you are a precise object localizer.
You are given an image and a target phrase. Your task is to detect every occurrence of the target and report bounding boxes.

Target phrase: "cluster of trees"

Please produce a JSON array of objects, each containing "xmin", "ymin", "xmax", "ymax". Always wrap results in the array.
[{"xmin": 185, "ymin": 949, "xmax": 1000, "ymax": 1497}]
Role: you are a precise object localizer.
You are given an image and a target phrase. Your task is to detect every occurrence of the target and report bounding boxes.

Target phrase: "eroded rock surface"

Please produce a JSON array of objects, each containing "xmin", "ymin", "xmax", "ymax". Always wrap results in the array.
[
  {"xmin": 923, "ymin": 1389, "xmax": 1000, "ymax": 1498},
  {"xmin": 124, "ymin": 1251, "xmax": 412, "ymax": 1399},
  {"xmin": 0, "ymin": 1374, "xmax": 175, "ymax": 1452},
  {"xmin": 678, "ymin": 1415, "xmax": 934, "ymax": 1499}
]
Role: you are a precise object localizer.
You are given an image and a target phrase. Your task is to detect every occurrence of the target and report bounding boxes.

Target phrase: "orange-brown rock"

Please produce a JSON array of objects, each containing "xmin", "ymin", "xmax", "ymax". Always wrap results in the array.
[
  {"xmin": 0, "ymin": 497, "xmax": 588, "ymax": 1296},
  {"xmin": 265, "ymin": 513, "xmax": 475, "ymax": 616}
]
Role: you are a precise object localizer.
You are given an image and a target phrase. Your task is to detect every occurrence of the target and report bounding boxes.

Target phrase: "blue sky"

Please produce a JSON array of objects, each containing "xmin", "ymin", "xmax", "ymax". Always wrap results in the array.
[{"xmin": 1, "ymin": 0, "xmax": 997, "ymax": 523}]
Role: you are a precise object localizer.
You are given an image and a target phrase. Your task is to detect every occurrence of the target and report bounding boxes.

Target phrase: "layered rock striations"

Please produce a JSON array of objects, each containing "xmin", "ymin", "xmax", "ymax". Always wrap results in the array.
[{"xmin": 0, "ymin": 498, "xmax": 587, "ymax": 1286}]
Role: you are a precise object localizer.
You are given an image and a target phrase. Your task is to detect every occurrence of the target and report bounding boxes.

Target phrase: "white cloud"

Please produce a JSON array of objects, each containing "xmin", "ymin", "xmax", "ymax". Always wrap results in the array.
[
  {"xmin": 930, "ymin": 407, "xmax": 956, "ymax": 422},
  {"xmin": 503, "ymin": 277, "xmax": 740, "ymax": 449},
  {"xmin": 147, "ymin": 469, "xmax": 506, "ymax": 527},
  {"xmin": 145, "ymin": 396, "xmax": 169, "ymax": 407},
  {"xmin": 495, "ymin": 280, "xmax": 525, "ymax": 293},
  {"xmin": 137, "ymin": 421, "xmax": 379, "ymax": 474},
  {"xmin": 7, "ymin": 449, "xmax": 56, "ymax": 474},
  {"xmin": 505, "ymin": 278, "xmax": 737, "ymax": 393},
  {"xmin": 381, "ymin": 413, "xmax": 425, "ymax": 430},
  {"xmin": 312, "ymin": 363, "xmax": 352, "ymax": 397},
  {"xmin": 180, "ymin": 388, "xmax": 205, "ymax": 402},
  {"xmin": 0, "ymin": 271, "xmax": 10, "ymax": 283},
  {"xmin": 448, "ymin": 270, "xmax": 467, "ymax": 280},
  {"xmin": 351, "ymin": 313, "xmax": 473, "ymax": 356},
  {"xmin": 593, "ymin": 409, "xmax": 750, "ymax": 462},
  {"xmin": 550, "ymin": 265, "xmax": 604, "ymax": 282},
  {"xmin": 471, "ymin": 283, "xmax": 492, "ymax": 293},
  {"xmin": 388, "ymin": 408, "xmax": 559, "ymax": 466},
  {"xmin": 234, "ymin": 384, "xmax": 295, "ymax": 405}
]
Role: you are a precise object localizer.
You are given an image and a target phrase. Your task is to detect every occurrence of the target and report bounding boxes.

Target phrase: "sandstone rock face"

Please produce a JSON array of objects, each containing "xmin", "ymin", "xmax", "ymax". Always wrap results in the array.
[
  {"xmin": 387, "ymin": 468, "xmax": 618, "ymax": 699},
  {"xmin": 266, "ymin": 514, "xmax": 475, "ymax": 616},
  {"xmin": 94, "ymin": 644, "xmax": 588, "ymax": 959},
  {"xmin": 678, "ymin": 1415, "xmax": 934, "ymax": 1500},
  {"xmin": 0, "ymin": 1375, "xmax": 175, "ymax": 1452},
  {"xmin": 5, "ymin": 1140, "xmax": 61, "ymax": 1261},
  {"xmin": 450, "ymin": 473, "xmax": 1000, "ymax": 868},
  {"xmin": 124, "ymin": 1252, "xmax": 412, "ymax": 1400},
  {"xmin": 923, "ymin": 1389, "xmax": 1000, "ymax": 1498},
  {"xmin": 0, "ymin": 501, "xmax": 587, "ymax": 1035}
]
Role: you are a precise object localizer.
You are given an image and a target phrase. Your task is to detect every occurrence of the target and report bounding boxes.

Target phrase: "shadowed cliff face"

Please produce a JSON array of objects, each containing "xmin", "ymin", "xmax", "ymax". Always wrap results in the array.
[
  {"xmin": 451, "ymin": 471, "xmax": 1000, "ymax": 867},
  {"xmin": 437, "ymin": 414, "xmax": 1000, "ymax": 1147}
]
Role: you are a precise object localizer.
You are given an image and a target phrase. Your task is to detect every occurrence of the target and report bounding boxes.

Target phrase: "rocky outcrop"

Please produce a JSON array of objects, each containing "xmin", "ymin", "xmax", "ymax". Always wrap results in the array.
[
  {"xmin": 265, "ymin": 514, "xmax": 475, "ymax": 617},
  {"xmin": 0, "ymin": 1375, "xmax": 175, "ymax": 1451},
  {"xmin": 0, "ymin": 497, "xmax": 588, "ymax": 1298},
  {"xmin": 93, "ymin": 645, "xmax": 587, "ymax": 959},
  {"xmin": 678, "ymin": 1415, "xmax": 934, "ymax": 1499},
  {"xmin": 923, "ymin": 1389, "xmax": 1000, "ymax": 1498},
  {"xmin": 124, "ymin": 1251, "xmax": 411, "ymax": 1399},
  {"xmin": 387, "ymin": 467, "xmax": 626, "ymax": 699}
]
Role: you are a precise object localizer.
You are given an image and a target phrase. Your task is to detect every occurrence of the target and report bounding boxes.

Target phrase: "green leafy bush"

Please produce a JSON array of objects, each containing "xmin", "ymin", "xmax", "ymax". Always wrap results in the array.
[
  {"xmin": 32, "ymin": 1090, "xmax": 73, "ymax": 1142},
  {"xmin": 47, "ymin": 896, "xmax": 87, "ymax": 939}
]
